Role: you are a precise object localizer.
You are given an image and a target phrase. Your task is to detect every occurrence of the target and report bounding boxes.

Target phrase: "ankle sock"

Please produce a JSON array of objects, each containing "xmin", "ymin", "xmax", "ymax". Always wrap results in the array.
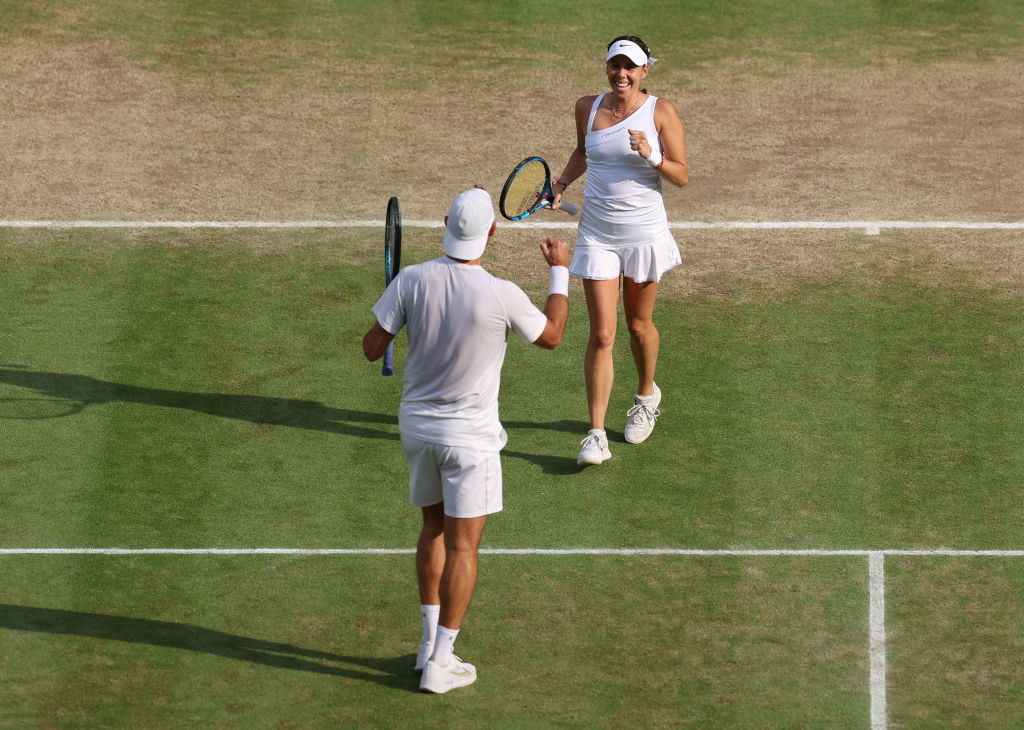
[
  {"xmin": 431, "ymin": 625, "xmax": 459, "ymax": 666},
  {"xmin": 421, "ymin": 604, "xmax": 440, "ymax": 645}
]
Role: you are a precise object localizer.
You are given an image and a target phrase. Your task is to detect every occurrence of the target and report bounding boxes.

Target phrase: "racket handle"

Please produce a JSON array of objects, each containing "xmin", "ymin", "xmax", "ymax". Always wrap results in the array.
[
  {"xmin": 560, "ymin": 201, "xmax": 580, "ymax": 216},
  {"xmin": 381, "ymin": 342, "xmax": 394, "ymax": 376}
]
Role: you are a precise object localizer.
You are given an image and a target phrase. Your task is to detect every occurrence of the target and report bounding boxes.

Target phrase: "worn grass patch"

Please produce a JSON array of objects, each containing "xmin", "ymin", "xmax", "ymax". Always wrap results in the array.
[
  {"xmin": 886, "ymin": 557, "xmax": 1024, "ymax": 727},
  {"xmin": 2, "ymin": 1, "xmax": 1023, "ymax": 221}
]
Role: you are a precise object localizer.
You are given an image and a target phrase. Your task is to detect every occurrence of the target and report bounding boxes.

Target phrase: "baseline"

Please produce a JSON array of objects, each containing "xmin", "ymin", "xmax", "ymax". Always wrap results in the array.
[
  {"xmin": 1, "ymin": 547, "xmax": 1020, "ymax": 556},
  {"xmin": 2, "ymin": 220, "xmax": 1024, "ymax": 234}
]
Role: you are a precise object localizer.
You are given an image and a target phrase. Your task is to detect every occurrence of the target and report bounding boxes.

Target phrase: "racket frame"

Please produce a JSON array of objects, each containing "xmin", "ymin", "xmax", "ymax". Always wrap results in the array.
[
  {"xmin": 499, "ymin": 156, "xmax": 578, "ymax": 221},
  {"xmin": 381, "ymin": 196, "xmax": 402, "ymax": 376}
]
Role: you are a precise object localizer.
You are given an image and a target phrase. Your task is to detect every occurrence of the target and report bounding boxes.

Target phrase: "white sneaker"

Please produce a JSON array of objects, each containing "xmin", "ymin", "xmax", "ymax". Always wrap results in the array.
[
  {"xmin": 624, "ymin": 383, "xmax": 661, "ymax": 444},
  {"xmin": 415, "ymin": 640, "xmax": 434, "ymax": 671},
  {"xmin": 419, "ymin": 656, "xmax": 477, "ymax": 693},
  {"xmin": 577, "ymin": 429, "xmax": 611, "ymax": 465}
]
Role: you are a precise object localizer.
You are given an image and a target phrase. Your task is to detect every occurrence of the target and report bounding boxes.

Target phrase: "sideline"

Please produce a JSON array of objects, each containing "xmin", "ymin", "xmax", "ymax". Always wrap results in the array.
[
  {"xmin": 2, "ymin": 219, "xmax": 1024, "ymax": 234},
  {"xmin": 2, "ymin": 547, "xmax": 1021, "ymax": 555}
]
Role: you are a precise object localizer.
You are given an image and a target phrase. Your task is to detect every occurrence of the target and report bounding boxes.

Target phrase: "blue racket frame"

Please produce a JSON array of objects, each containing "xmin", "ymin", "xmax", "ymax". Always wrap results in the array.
[{"xmin": 499, "ymin": 156, "xmax": 579, "ymax": 221}]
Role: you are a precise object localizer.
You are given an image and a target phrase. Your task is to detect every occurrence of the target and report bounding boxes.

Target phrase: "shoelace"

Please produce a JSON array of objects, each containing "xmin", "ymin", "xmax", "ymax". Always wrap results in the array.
[
  {"xmin": 626, "ymin": 401, "xmax": 661, "ymax": 425},
  {"xmin": 579, "ymin": 433, "xmax": 605, "ymax": 449}
]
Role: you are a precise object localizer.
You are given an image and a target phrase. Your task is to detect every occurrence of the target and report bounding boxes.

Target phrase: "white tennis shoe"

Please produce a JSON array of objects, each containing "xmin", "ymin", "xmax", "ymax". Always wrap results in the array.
[
  {"xmin": 419, "ymin": 656, "xmax": 477, "ymax": 693},
  {"xmin": 624, "ymin": 383, "xmax": 662, "ymax": 444},
  {"xmin": 577, "ymin": 429, "xmax": 612, "ymax": 465}
]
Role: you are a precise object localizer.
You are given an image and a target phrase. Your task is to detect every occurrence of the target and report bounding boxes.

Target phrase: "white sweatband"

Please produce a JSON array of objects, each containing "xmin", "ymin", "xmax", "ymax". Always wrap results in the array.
[
  {"xmin": 548, "ymin": 266, "xmax": 569, "ymax": 297},
  {"xmin": 643, "ymin": 147, "xmax": 663, "ymax": 168}
]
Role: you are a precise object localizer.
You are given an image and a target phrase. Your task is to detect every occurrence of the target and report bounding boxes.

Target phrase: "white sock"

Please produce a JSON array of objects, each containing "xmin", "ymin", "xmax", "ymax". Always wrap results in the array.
[
  {"xmin": 431, "ymin": 625, "xmax": 459, "ymax": 666},
  {"xmin": 421, "ymin": 604, "xmax": 440, "ymax": 645}
]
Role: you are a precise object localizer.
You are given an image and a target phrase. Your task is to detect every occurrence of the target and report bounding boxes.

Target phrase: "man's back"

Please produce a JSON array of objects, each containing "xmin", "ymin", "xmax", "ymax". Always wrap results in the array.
[{"xmin": 373, "ymin": 256, "xmax": 546, "ymax": 449}]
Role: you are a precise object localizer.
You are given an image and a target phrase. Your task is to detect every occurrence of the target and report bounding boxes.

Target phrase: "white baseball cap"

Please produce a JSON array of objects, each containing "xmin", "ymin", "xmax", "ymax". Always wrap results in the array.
[
  {"xmin": 606, "ymin": 39, "xmax": 657, "ymax": 66},
  {"xmin": 443, "ymin": 188, "xmax": 495, "ymax": 260}
]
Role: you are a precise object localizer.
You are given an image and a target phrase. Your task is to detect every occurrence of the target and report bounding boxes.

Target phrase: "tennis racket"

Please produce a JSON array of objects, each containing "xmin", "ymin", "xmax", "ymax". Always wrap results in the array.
[
  {"xmin": 381, "ymin": 196, "xmax": 402, "ymax": 376},
  {"xmin": 498, "ymin": 156, "xmax": 580, "ymax": 221}
]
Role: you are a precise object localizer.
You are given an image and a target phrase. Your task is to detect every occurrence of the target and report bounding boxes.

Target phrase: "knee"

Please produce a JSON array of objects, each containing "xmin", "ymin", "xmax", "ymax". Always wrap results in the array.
[
  {"xmin": 589, "ymin": 326, "xmax": 616, "ymax": 351},
  {"xmin": 626, "ymin": 317, "xmax": 656, "ymax": 340},
  {"xmin": 443, "ymin": 521, "xmax": 486, "ymax": 556},
  {"xmin": 444, "ymin": 540, "xmax": 480, "ymax": 567}
]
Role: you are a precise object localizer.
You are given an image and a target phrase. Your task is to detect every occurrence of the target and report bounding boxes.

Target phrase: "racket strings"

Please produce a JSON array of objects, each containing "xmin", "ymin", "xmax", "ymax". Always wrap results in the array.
[{"xmin": 507, "ymin": 164, "xmax": 547, "ymax": 217}]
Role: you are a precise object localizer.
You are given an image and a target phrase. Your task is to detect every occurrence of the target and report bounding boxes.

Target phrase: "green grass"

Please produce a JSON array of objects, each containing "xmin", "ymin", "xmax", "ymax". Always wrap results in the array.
[
  {"xmin": 9, "ymin": 0, "xmax": 1024, "ymax": 67},
  {"xmin": 1, "ymin": 229, "xmax": 1022, "ymax": 726},
  {"xmin": 887, "ymin": 557, "xmax": 1024, "ymax": 726},
  {"xmin": 4, "ymin": 230, "xmax": 1022, "ymax": 550},
  {"xmin": 2, "ymin": 0, "xmax": 1024, "ymax": 725},
  {"xmin": 0, "ymin": 554, "xmax": 873, "ymax": 728}
]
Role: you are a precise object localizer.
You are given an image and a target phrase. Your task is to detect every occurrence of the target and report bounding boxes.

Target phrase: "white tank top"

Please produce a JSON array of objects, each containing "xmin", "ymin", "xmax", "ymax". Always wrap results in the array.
[{"xmin": 583, "ymin": 94, "xmax": 663, "ymax": 208}]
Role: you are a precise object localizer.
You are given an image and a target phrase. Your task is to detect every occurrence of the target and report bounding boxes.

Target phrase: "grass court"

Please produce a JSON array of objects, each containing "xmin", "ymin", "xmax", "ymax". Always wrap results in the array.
[{"xmin": 2, "ymin": 1, "xmax": 1023, "ymax": 727}]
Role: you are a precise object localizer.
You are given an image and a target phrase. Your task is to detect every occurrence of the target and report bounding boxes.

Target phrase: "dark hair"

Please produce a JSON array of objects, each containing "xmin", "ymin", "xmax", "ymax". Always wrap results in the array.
[
  {"xmin": 607, "ymin": 35, "xmax": 651, "ymax": 93},
  {"xmin": 607, "ymin": 35, "xmax": 652, "ymax": 58}
]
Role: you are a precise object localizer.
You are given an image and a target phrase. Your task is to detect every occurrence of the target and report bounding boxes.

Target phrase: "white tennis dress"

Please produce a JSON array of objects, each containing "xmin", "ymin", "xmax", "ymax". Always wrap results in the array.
[{"xmin": 570, "ymin": 94, "xmax": 681, "ymax": 283}]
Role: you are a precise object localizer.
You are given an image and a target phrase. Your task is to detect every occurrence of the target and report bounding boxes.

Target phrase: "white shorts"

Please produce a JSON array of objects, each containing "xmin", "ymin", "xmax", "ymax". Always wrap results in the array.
[
  {"xmin": 569, "ymin": 238, "xmax": 682, "ymax": 283},
  {"xmin": 570, "ymin": 198, "xmax": 682, "ymax": 283},
  {"xmin": 401, "ymin": 435, "xmax": 503, "ymax": 518}
]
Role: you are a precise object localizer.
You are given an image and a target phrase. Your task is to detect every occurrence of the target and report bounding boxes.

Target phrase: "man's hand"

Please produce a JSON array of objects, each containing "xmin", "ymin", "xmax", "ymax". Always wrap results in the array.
[
  {"xmin": 533, "ymin": 237, "xmax": 570, "ymax": 350},
  {"xmin": 540, "ymin": 237, "xmax": 570, "ymax": 268}
]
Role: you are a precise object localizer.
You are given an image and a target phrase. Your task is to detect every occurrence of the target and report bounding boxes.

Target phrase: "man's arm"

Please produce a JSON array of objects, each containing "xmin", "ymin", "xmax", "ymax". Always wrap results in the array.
[
  {"xmin": 532, "ymin": 237, "xmax": 570, "ymax": 350},
  {"xmin": 362, "ymin": 321, "xmax": 396, "ymax": 362}
]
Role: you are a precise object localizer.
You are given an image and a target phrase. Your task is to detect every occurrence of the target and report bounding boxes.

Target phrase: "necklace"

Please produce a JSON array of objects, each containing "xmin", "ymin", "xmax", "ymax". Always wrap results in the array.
[{"xmin": 611, "ymin": 90, "xmax": 642, "ymax": 119}]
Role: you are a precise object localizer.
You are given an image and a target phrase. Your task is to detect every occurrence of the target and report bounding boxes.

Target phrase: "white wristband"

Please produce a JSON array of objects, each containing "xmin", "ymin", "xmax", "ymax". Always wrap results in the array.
[
  {"xmin": 548, "ymin": 266, "xmax": 569, "ymax": 297},
  {"xmin": 643, "ymin": 147, "xmax": 663, "ymax": 168}
]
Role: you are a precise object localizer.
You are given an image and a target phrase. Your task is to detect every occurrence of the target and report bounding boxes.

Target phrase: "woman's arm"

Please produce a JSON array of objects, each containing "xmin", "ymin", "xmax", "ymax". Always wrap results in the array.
[
  {"xmin": 651, "ymin": 98, "xmax": 688, "ymax": 187},
  {"xmin": 551, "ymin": 96, "xmax": 594, "ymax": 207}
]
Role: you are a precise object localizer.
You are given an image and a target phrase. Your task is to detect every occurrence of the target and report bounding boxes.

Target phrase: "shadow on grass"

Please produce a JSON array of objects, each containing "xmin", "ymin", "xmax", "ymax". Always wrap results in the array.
[
  {"xmin": 0, "ymin": 603, "xmax": 419, "ymax": 690},
  {"xmin": 503, "ymin": 419, "xmax": 592, "ymax": 475},
  {"xmin": 0, "ymin": 366, "xmax": 397, "ymax": 439},
  {"xmin": 504, "ymin": 448, "xmax": 580, "ymax": 475},
  {"xmin": 0, "ymin": 366, "xmax": 584, "ymax": 472}
]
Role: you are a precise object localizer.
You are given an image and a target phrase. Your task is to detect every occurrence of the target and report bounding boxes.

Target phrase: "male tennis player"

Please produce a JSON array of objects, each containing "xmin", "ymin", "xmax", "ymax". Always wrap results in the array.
[{"xmin": 363, "ymin": 187, "xmax": 569, "ymax": 694}]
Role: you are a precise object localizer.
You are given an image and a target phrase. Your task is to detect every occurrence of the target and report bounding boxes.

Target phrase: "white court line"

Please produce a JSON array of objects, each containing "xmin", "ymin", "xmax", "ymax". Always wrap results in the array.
[
  {"xmin": 869, "ymin": 552, "xmax": 888, "ymax": 730},
  {"xmin": 1, "ymin": 547, "xmax": 1022, "ymax": 556},
  {"xmin": 0, "ymin": 547, "xmax": 1021, "ymax": 556},
  {"xmin": 3, "ymin": 546, "xmax": 1019, "ymax": 730},
  {"xmin": 2, "ymin": 219, "xmax": 1024, "ymax": 232}
]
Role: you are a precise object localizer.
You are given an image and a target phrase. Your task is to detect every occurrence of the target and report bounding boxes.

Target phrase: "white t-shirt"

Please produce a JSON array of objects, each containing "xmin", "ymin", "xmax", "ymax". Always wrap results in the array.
[{"xmin": 372, "ymin": 256, "xmax": 548, "ymax": 450}]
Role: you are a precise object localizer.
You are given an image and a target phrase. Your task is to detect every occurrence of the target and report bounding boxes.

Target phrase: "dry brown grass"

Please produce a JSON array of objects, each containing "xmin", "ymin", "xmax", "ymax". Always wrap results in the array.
[
  {"xmin": 2, "ymin": 26, "xmax": 1023, "ymax": 299},
  {"xmin": 487, "ymin": 227, "xmax": 1024, "ymax": 303}
]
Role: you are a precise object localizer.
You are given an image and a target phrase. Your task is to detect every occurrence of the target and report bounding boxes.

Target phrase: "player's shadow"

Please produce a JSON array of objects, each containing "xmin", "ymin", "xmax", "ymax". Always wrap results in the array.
[
  {"xmin": 0, "ymin": 366, "xmax": 398, "ymax": 441},
  {"xmin": 0, "ymin": 604, "xmax": 420, "ymax": 691},
  {"xmin": 0, "ymin": 366, "xmax": 585, "ymax": 471},
  {"xmin": 503, "ymin": 418, "xmax": 591, "ymax": 475}
]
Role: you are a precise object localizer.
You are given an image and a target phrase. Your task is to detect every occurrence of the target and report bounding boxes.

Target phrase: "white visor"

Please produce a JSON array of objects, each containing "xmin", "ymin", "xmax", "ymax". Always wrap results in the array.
[{"xmin": 606, "ymin": 40, "xmax": 657, "ymax": 66}]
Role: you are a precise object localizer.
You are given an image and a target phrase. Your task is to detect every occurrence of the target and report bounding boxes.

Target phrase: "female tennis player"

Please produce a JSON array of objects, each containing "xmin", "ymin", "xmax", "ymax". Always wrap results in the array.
[{"xmin": 550, "ymin": 35, "xmax": 688, "ymax": 466}]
